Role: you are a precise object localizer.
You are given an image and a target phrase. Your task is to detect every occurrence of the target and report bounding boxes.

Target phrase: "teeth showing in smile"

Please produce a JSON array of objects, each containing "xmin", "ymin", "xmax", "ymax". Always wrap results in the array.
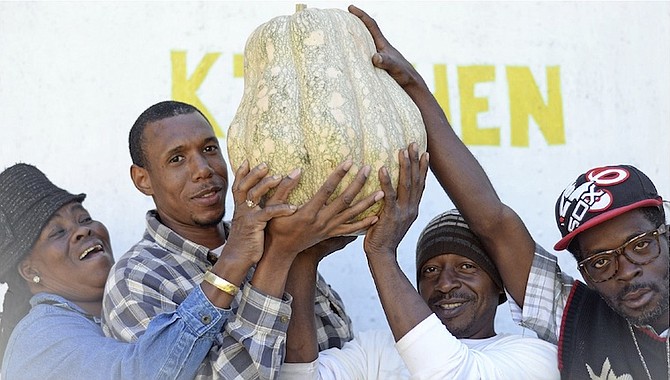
[
  {"xmin": 80, "ymin": 244, "xmax": 103, "ymax": 260},
  {"xmin": 195, "ymin": 189, "xmax": 217, "ymax": 199},
  {"xmin": 440, "ymin": 302, "xmax": 464, "ymax": 310}
]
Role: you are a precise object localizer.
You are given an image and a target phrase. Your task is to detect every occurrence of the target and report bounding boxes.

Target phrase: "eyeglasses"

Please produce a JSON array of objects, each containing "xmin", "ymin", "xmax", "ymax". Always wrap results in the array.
[{"xmin": 577, "ymin": 224, "xmax": 667, "ymax": 283}]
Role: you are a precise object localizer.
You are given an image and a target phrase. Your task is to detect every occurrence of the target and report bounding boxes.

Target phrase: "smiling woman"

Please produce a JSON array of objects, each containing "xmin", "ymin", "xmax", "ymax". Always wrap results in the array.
[
  {"xmin": 0, "ymin": 163, "xmax": 234, "ymax": 379},
  {"xmin": 20, "ymin": 201, "xmax": 113, "ymax": 316}
]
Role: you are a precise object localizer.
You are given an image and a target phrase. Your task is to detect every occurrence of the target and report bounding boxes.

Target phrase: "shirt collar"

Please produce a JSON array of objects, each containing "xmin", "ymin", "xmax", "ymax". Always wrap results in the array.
[
  {"xmin": 145, "ymin": 210, "xmax": 229, "ymax": 265},
  {"xmin": 31, "ymin": 292, "xmax": 101, "ymax": 323}
]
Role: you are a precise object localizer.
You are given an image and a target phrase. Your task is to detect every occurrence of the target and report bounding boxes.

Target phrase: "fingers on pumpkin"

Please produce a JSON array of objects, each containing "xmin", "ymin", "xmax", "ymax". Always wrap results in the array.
[
  {"xmin": 394, "ymin": 148, "xmax": 411, "ymax": 195},
  {"xmin": 230, "ymin": 160, "xmax": 251, "ymax": 193},
  {"xmin": 377, "ymin": 166, "xmax": 395, "ymax": 195},
  {"xmin": 309, "ymin": 160, "xmax": 354, "ymax": 206},
  {"xmin": 344, "ymin": 165, "xmax": 372, "ymax": 198},
  {"xmin": 261, "ymin": 203, "xmax": 298, "ymax": 218},
  {"xmin": 247, "ymin": 174, "xmax": 283, "ymax": 205},
  {"xmin": 351, "ymin": 187, "xmax": 384, "ymax": 210},
  {"xmin": 335, "ymin": 190, "xmax": 384, "ymax": 231},
  {"xmin": 348, "ymin": 5, "xmax": 387, "ymax": 48},
  {"xmin": 265, "ymin": 168, "xmax": 301, "ymax": 205},
  {"xmin": 333, "ymin": 215, "xmax": 379, "ymax": 237},
  {"xmin": 407, "ymin": 143, "xmax": 422, "ymax": 190},
  {"xmin": 371, "ymin": 53, "xmax": 385, "ymax": 69},
  {"xmin": 334, "ymin": 167, "xmax": 377, "ymax": 217},
  {"xmin": 236, "ymin": 159, "xmax": 251, "ymax": 175},
  {"xmin": 234, "ymin": 162, "xmax": 269, "ymax": 194}
]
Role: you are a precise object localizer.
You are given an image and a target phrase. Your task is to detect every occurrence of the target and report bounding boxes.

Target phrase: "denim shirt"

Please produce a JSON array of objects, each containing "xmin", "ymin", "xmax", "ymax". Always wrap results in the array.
[{"xmin": 2, "ymin": 285, "xmax": 229, "ymax": 380}]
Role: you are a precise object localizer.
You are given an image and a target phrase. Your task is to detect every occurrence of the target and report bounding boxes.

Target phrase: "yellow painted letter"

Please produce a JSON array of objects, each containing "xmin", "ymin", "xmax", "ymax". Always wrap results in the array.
[
  {"xmin": 458, "ymin": 66, "xmax": 499, "ymax": 145},
  {"xmin": 507, "ymin": 66, "xmax": 565, "ymax": 146},
  {"xmin": 171, "ymin": 51, "xmax": 223, "ymax": 136},
  {"xmin": 233, "ymin": 53, "xmax": 244, "ymax": 78}
]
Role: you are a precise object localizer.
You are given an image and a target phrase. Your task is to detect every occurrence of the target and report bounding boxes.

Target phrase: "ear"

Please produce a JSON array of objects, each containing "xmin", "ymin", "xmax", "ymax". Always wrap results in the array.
[
  {"xmin": 17, "ymin": 257, "xmax": 39, "ymax": 284},
  {"xmin": 130, "ymin": 164, "xmax": 154, "ymax": 196}
]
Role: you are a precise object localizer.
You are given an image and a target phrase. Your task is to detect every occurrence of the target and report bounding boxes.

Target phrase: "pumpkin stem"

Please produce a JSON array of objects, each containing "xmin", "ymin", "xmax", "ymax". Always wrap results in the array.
[{"xmin": 295, "ymin": 3, "xmax": 307, "ymax": 12}]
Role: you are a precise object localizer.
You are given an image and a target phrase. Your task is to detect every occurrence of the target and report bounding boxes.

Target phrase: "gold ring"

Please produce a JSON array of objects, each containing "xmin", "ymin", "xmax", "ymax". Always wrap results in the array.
[{"xmin": 245, "ymin": 199, "xmax": 257, "ymax": 208}]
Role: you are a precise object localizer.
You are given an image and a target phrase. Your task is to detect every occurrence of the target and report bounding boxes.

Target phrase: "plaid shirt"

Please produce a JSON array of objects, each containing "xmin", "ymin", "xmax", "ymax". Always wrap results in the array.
[
  {"xmin": 508, "ymin": 244, "xmax": 573, "ymax": 345},
  {"xmin": 102, "ymin": 210, "xmax": 353, "ymax": 380}
]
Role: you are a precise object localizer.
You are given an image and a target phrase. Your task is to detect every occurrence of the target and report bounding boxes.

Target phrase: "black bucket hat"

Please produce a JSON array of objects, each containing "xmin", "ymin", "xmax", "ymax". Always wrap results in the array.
[{"xmin": 0, "ymin": 163, "xmax": 85, "ymax": 282}]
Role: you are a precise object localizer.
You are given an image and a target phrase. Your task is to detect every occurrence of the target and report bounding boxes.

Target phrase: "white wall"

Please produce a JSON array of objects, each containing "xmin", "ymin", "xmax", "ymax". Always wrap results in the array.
[{"xmin": 1, "ymin": 1, "xmax": 669, "ymax": 336}]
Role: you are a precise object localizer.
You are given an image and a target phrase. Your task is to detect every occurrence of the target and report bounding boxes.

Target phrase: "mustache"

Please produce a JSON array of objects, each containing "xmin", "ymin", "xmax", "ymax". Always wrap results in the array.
[
  {"xmin": 616, "ymin": 282, "xmax": 661, "ymax": 302},
  {"xmin": 427, "ymin": 291, "xmax": 475, "ymax": 305}
]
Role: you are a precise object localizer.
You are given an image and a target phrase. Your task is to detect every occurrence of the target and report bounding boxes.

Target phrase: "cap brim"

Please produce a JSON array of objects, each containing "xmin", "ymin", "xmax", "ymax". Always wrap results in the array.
[{"xmin": 554, "ymin": 197, "xmax": 662, "ymax": 251}]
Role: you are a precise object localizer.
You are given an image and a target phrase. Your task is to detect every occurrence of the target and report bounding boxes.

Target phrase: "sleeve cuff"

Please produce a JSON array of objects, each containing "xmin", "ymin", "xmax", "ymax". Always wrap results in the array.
[
  {"xmin": 230, "ymin": 282, "xmax": 292, "ymax": 333},
  {"xmin": 278, "ymin": 361, "xmax": 319, "ymax": 380},
  {"xmin": 395, "ymin": 314, "xmax": 463, "ymax": 375},
  {"xmin": 176, "ymin": 284, "xmax": 230, "ymax": 336}
]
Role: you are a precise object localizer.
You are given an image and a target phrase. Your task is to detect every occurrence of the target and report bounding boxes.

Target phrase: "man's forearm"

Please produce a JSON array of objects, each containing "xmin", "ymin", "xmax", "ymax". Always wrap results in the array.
[
  {"xmin": 251, "ymin": 250, "xmax": 295, "ymax": 298},
  {"xmin": 400, "ymin": 71, "xmax": 534, "ymax": 306},
  {"xmin": 284, "ymin": 255, "xmax": 319, "ymax": 363},
  {"xmin": 367, "ymin": 251, "xmax": 432, "ymax": 341}
]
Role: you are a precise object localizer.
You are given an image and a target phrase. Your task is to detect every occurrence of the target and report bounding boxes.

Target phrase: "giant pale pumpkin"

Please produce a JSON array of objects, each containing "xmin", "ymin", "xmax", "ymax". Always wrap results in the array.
[{"xmin": 227, "ymin": 5, "xmax": 426, "ymax": 222}]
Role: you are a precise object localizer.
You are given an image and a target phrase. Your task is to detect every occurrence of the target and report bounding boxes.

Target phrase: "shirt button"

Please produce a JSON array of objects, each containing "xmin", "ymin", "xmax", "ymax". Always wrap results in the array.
[
  {"xmin": 201, "ymin": 315, "xmax": 212, "ymax": 324},
  {"xmin": 280, "ymin": 315, "xmax": 289, "ymax": 324}
]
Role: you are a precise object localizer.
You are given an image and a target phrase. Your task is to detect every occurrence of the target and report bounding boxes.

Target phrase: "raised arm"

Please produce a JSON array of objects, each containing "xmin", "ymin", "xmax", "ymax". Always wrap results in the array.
[
  {"xmin": 226, "ymin": 159, "xmax": 380, "ymax": 379},
  {"xmin": 103, "ymin": 161, "xmax": 307, "ymax": 380},
  {"xmin": 363, "ymin": 143, "xmax": 430, "ymax": 340},
  {"xmin": 204, "ymin": 160, "xmax": 299, "ymax": 306},
  {"xmin": 280, "ymin": 143, "xmax": 428, "ymax": 380},
  {"xmin": 349, "ymin": 5, "xmax": 535, "ymax": 306},
  {"xmin": 283, "ymin": 236, "xmax": 356, "ymax": 363}
]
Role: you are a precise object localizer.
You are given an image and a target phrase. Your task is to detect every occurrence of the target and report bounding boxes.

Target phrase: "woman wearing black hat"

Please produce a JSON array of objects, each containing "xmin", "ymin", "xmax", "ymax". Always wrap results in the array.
[{"xmin": 0, "ymin": 163, "xmax": 276, "ymax": 379}]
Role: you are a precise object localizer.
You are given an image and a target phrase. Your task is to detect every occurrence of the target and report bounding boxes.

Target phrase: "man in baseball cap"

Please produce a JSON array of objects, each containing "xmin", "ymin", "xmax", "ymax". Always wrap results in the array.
[
  {"xmin": 354, "ymin": 14, "xmax": 669, "ymax": 378},
  {"xmin": 548, "ymin": 165, "xmax": 667, "ymax": 378}
]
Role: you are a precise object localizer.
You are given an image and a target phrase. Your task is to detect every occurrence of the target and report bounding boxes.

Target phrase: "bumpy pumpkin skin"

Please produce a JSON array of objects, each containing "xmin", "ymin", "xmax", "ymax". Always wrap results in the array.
[{"xmin": 228, "ymin": 7, "xmax": 426, "ymax": 221}]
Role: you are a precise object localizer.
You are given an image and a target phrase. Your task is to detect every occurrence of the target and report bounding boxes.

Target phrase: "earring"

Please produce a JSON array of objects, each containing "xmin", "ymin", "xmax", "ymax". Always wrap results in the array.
[{"xmin": 32, "ymin": 275, "xmax": 40, "ymax": 284}]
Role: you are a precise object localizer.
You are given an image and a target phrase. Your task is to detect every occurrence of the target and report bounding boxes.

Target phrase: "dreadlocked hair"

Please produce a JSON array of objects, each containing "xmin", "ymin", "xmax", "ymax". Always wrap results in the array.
[{"xmin": 0, "ymin": 270, "xmax": 32, "ymax": 363}]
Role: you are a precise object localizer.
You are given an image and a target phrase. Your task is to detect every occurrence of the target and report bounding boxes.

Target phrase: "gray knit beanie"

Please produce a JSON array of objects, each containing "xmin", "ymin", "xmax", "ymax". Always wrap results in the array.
[
  {"xmin": 0, "ymin": 163, "xmax": 86, "ymax": 282},
  {"xmin": 416, "ymin": 209, "xmax": 506, "ymax": 304}
]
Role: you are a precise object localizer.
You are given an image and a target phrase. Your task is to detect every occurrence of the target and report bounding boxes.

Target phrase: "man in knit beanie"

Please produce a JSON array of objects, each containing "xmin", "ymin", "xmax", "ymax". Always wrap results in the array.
[
  {"xmin": 360, "ymin": 6, "xmax": 669, "ymax": 378},
  {"xmin": 278, "ymin": 128, "xmax": 557, "ymax": 378},
  {"xmin": 415, "ymin": 210, "xmax": 507, "ymax": 306},
  {"xmin": 280, "ymin": 205, "xmax": 558, "ymax": 379}
]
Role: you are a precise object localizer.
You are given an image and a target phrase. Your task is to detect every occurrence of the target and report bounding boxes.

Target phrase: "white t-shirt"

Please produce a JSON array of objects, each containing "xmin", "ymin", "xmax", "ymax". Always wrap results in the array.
[{"xmin": 279, "ymin": 314, "xmax": 559, "ymax": 380}]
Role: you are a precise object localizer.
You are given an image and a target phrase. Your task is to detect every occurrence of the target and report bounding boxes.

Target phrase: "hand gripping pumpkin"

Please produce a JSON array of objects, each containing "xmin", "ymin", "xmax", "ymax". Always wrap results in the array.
[{"xmin": 227, "ymin": 5, "xmax": 426, "ymax": 222}]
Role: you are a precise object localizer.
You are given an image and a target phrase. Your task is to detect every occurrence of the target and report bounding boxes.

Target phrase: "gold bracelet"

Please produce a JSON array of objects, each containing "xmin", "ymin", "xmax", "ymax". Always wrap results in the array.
[{"xmin": 203, "ymin": 271, "xmax": 239, "ymax": 296}]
